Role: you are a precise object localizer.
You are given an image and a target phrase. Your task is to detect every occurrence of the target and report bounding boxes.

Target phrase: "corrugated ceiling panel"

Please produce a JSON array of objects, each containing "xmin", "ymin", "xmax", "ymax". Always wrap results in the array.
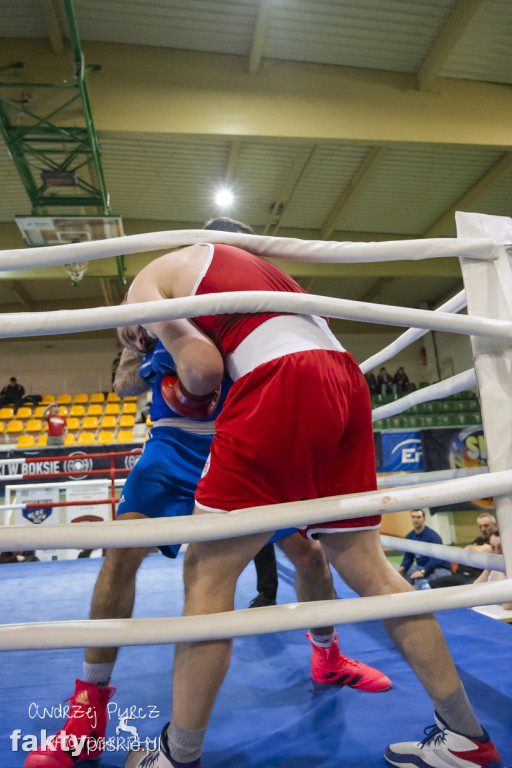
[
  {"xmin": 337, "ymin": 145, "xmax": 502, "ymax": 235},
  {"xmin": 281, "ymin": 144, "xmax": 370, "ymax": 230},
  {"xmin": 440, "ymin": 0, "xmax": 512, "ymax": 85},
  {"xmin": 100, "ymin": 136, "xmax": 230, "ymax": 222},
  {"xmin": 462, "ymin": 165, "xmax": 512, "ymax": 221},
  {"xmin": 1, "ymin": 0, "xmax": 46, "ymax": 37},
  {"xmin": 264, "ymin": 0, "xmax": 455, "ymax": 71},
  {"xmin": 228, "ymin": 140, "xmax": 315, "ymax": 228},
  {"xmin": 75, "ymin": 0, "xmax": 256, "ymax": 55}
]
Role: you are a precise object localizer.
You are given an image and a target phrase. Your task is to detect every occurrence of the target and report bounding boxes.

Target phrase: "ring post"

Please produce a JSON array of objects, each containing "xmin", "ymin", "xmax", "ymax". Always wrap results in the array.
[{"xmin": 457, "ymin": 212, "xmax": 512, "ymax": 576}]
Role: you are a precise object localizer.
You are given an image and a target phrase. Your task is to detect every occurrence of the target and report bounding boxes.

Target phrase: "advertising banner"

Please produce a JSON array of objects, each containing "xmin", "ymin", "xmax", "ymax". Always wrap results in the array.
[{"xmin": 422, "ymin": 424, "xmax": 491, "ymax": 511}]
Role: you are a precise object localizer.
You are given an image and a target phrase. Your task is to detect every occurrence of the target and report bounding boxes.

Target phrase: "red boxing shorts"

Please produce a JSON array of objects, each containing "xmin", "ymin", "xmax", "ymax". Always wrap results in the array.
[{"xmin": 195, "ymin": 349, "xmax": 381, "ymax": 535}]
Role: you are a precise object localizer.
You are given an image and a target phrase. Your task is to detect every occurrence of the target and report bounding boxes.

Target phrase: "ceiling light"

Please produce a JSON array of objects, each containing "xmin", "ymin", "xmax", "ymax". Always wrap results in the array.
[{"xmin": 215, "ymin": 189, "xmax": 234, "ymax": 207}]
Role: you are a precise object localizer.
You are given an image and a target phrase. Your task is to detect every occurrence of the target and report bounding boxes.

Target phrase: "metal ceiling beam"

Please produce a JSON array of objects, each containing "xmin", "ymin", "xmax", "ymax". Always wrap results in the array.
[
  {"xmin": 263, "ymin": 145, "xmax": 317, "ymax": 236},
  {"xmin": 248, "ymin": 0, "xmax": 271, "ymax": 75},
  {"xmin": 9, "ymin": 280, "xmax": 33, "ymax": 309},
  {"xmin": 4, "ymin": 41, "xmax": 511, "ymax": 148},
  {"xmin": 225, "ymin": 138, "xmax": 240, "ymax": 184},
  {"xmin": 359, "ymin": 277, "xmax": 394, "ymax": 304},
  {"xmin": 417, "ymin": 0, "xmax": 485, "ymax": 91},
  {"xmin": 321, "ymin": 147, "xmax": 387, "ymax": 240},
  {"xmin": 423, "ymin": 151, "xmax": 512, "ymax": 238},
  {"xmin": 41, "ymin": 0, "xmax": 65, "ymax": 56}
]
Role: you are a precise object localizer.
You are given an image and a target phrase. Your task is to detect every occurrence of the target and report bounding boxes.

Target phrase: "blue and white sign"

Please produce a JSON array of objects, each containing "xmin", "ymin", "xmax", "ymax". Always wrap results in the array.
[{"xmin": 380, "ymin": 431, "xmax": 424, "ymax": 472}]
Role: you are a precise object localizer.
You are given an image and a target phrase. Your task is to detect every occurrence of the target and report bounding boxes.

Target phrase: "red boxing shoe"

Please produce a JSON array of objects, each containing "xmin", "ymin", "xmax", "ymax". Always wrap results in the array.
[
  {"xmin": 307, "ymin": 632, "xmax": 392, "ymax": 692},
  {"xmin": 25, "ymin": 679, "xmax": 115, "ymax": 767}
]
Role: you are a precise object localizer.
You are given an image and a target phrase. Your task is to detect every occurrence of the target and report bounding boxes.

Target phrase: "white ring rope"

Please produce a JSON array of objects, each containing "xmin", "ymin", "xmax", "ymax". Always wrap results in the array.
[
  {"xmin": 1, "ymin": 580, "xmax": 511, "ymax": 652},
  {"xmin": 380, "ymin": 534, "xmax": 505, "ymax": 573},
  {"xmin": 1, "ymin": 292, "xmax": 511, "ymax": 341},
  {"xmin": 360, "ymin": 289, "xmax": 467, "ymax": 374},
  {"xmin": 0, "ymin": 231, "xmax": 497, "ymax": 271},
  {"xmin": 377, "ymin": 467, "xmax": 488, "ymax": 487},
  {"xmin": 372, "ymin": 369, "xmax": 477, "ymax": 421},
  {"xmin": 2, "ymin": 470, "xmax": 512, "ymax": 552}
]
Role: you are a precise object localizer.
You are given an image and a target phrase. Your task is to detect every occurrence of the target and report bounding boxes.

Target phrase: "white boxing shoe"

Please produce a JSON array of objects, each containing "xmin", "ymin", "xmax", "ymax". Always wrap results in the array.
[{"xmin": 385, "ymin": 713, "xmax": 501, "ymax": 768}]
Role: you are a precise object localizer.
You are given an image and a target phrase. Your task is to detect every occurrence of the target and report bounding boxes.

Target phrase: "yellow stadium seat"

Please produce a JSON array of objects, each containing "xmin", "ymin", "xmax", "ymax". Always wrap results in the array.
[
  {"xmin": 87, "ymin": 404, "xmax": 103, "ymax": 417},
  {"xmin": 66, "ymin": 417, "xmax": 81, "ymax": 431},
  {"xmin": 17, "ymin": 434, "xmax": 35, "ymax": 448},
  {"xmin": 0, "ymin": 421, "xmax": 3, "ymax": 433},
  {"xmin": 6, "ymin": 419, "xmax": 24, "ymax": 434},
  {"xmin": 26, "ymin": 419, "xmax": 43, "ymax": 432},
  {"xmin": 16, "ymin": 406, "xmax": 32, "ymax": 419},
  {"xmin": 34, "ymin": 406, "xmax": 46, "ymax": 418},
  {"xmin": 0, "ymin": 407, "xmax": 14, "ymax": 419},
  {"xmin": 57, "ymin": 394, "xmax": 72, "ymax": 404},
  {"xmin": 70, "ymin": 405, "xmax": 85, "ymax": 417},
  {"xmin": 116, "ymin": 430, "xmax": 133, "ymax": 442},
  {"xmin": 104, "ymin": 403, "xmax": 120, "ymax": 416},
  {"xmin": 107, "ymin": 392, "xmax": 121, "ymax": 402},
  {"xmin": 41, "ymin": 395, "xmax": 55, "ymax": 404},
  {"xmin": 100, "ymin": 416, "xmax": 117, "ymax": 430},
  {"xmin": 90, "ymin": 392, "xmax": 105, "ymax": 403},
  {"xmin": 77, "ymin": 432, "xmax": 95, "ymax": 445},
  {"xmin": 64, "ymin": 433, "xmax": 75, "ymax": 446},
  {"xmin": 82, "ymin": 416, "xmax": 99, "ymax": 430},
  {"xmin": 145, "ymin": 414, "xmax": 154, "ymax": 426},
  {"xmin": 59, "ymin": 406, "xmax": 69, "ymax": 416},
  {"xmin": 97, "ymin": 431, "xmax": 115, "ymax": 444},
  {"xmin": 37, "ymin": 434, "xmax": 48, "ymax": 447},
  {"xmin": 119, "ymin": 414, "xmax": 135, "ymax": 428},
  {"xmin": 121, "ymin": 402, "xmax": 137, "ymax": 415},
  {"xmin": 73, "ymin": 393, "xmax": 89, "ymax": 404}
]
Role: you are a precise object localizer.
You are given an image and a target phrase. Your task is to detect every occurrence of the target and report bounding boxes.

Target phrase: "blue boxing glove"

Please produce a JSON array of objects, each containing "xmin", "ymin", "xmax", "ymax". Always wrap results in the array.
[{"xmin": 139, "ymin": 342, "xmax": 177, "ymax": 386}]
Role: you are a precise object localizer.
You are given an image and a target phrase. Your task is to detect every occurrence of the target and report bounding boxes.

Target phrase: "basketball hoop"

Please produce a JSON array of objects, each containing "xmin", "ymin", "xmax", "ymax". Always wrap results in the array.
[{"xmin": 63, "ymin": 261, "xmax": 88, "ymax": 285}]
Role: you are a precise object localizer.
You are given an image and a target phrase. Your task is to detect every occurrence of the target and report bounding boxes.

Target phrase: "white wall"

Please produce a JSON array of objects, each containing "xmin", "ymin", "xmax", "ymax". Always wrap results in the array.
[{"xmin": 0, "ymin": 337, "xmax": 120, "ymax": 396}]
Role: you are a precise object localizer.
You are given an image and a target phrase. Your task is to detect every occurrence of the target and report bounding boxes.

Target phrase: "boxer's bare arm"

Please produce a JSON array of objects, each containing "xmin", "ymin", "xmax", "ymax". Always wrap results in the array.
[
  {"xmin": 114, "ymin": 348, "xmax": 150, "ymax": 398},
  {"xmin": 127, "ymin": 246, "xmax": 224, "ymax": 396}
]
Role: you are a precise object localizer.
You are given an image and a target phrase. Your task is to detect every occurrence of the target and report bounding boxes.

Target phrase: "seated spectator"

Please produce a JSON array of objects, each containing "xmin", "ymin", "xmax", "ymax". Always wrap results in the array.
[
  {"xmin": 0, "ymin": 550, "xmax": 38, "ymax": 564},
  {"xmin": 377, "ymin": 366, "xmax": 395, "ymax": 396},
  {"xmin": 43, "ymin": 404, "xmax": 68, "ymax": 447},
  {"xmin": 393, "ymin": 366, "xmax": 409, "ymax": 394},
  {"xmin": 430, "ymin": 512, "xmax": 498, "ymax": 588},
  {"xmin": 364, "ymin": 371, "xmax": 378, "ymax": 394},
  {"xmin": 0, "ymin": 376, "xmax": 25, "ymax": 410},
  {"xmin": 473, "ymin": 531, "xmax": 512, "ymax": 610},
  {"xmin": 398, "ymin": 509, "xmax": 452, "ymax": 589}
]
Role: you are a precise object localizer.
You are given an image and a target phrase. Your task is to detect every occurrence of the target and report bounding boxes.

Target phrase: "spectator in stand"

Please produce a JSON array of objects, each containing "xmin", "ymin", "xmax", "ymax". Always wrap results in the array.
[
  {"xmin": 43, "ymin": 404, "xmax": 68, "ymax": 447},
  {"xmin": 393, "ymin": 366, "xmax": 410, "ymax": 394},
  {"xmin": 430, "ymin": 512, "xmax": 498, "ymax": 588},
  {"xmin": 377, "ymin": 366, "xmax": 395, "ymax": 396},
  {"xmin": 364, "ymin": 371, "xmax": 378, "ymax": 394},
  {"xmin": 398, "ymin": 509, "xmax": 452, "ymax": 588},
  {"xmin": 0, "ymin": 550, "xmax": 38, "ymax": 564},
  {"xmin": 0, "ymin": 376, "xmax": 25, "ymax": 411},
  {"xmin": 473, "ymin": 530, "xmax": 512, "ymax": 610}
]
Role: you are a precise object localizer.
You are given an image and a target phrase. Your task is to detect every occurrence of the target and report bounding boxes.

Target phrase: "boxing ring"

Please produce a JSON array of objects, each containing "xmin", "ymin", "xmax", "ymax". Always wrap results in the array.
[{"xmin": 1, "ymin": 210, "xmax": 511, "ymax": 765}]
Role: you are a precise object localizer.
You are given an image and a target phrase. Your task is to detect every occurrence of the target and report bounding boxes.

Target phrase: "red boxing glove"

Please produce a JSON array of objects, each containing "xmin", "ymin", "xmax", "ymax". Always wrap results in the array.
[{"xmin": 161, "ymin": 376, "xmax": 220, "ymax": 420}]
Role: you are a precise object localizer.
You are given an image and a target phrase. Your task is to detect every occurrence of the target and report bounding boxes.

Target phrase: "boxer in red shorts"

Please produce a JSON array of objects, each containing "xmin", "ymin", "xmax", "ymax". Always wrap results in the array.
[{"xmin": 123, "ymin": 240, "xmax": 500, "ymax": 768}]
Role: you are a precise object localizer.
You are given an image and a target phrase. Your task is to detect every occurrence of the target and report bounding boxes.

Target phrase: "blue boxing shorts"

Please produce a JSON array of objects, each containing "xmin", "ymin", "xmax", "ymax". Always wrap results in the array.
[{"xmin": 117, "ymin": 425, "xmax": 294, "ymax": 558}]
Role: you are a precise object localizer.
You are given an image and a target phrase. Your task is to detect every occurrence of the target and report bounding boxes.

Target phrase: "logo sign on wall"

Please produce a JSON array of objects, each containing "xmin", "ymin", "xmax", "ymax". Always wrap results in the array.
[
  {"xmin": 380, "ymin": 432, "xmax": 424, "ymax": 473},
  {"xmin": 423, "ymin": 424, "xmax": 491, "ymax": 511}
]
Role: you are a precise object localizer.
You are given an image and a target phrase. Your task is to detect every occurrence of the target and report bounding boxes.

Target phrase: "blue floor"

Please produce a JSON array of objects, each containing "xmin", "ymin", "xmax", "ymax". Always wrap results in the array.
[{"xmin": 1, "ymin": 551, "xmax": 511, "ymax": 768}]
